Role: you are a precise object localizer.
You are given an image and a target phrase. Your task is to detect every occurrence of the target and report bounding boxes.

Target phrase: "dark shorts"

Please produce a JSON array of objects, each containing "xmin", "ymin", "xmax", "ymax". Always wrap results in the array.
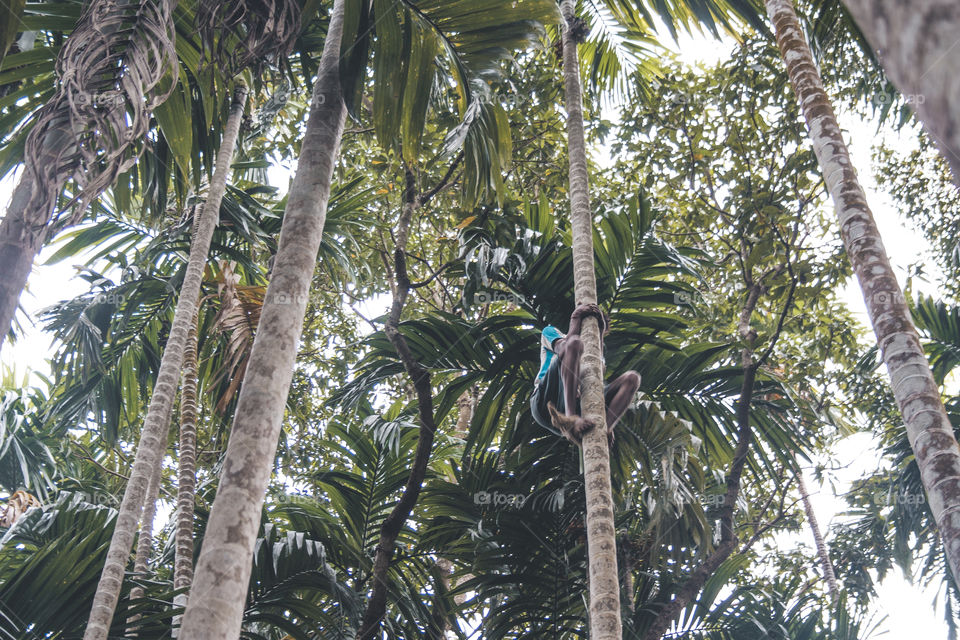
[{"xmin": 530, "ymin": 355, "xmax": 614, "ymax": 436}]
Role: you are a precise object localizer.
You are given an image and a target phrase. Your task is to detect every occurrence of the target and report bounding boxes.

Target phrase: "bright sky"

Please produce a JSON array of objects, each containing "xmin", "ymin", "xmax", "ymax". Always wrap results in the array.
[{"xmin": 0, "ymin": 26, "xmax": 953, "ymax": 638}]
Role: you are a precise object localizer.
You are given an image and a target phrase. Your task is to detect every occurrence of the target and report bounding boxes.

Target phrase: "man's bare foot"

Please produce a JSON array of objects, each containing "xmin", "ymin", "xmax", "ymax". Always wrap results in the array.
[
  {"xmin": 547, "ymin": 402, "xmax": 594, "ymax": 444},
  {"xmin": 606, "ymin": 427, "xmax": 615, "ymax": 449}
]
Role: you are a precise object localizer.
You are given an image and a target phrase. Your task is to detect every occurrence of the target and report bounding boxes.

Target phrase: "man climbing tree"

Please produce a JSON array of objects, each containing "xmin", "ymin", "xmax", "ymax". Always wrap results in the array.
[{"xmin": 530, "ymin": 303, "xmax": 641, "ymax": 445}]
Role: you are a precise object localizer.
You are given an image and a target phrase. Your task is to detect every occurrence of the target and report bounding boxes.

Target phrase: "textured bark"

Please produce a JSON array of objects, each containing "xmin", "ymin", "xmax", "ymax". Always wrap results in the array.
[
  {"xmin": 797, "ymin": 473, "xmax": 839, "ymax": 603},
  {"xmin": 840, "ymin": 0, "xmax": 960, "ymax": 184},
  {"xmin": 83, "ymin": 84, "xmax": 248, "ymax": 640},
  {"xmin": 126, "ymin": 423, "xmax": 170, "ymax": 635},
  {"xmin": 1, "ymin": 0, "xmax": 178, "ymax": 356},
  {"xmin": 766, "ymin": 0, "xmax": 960, "ymax": 585},
  {"xmin": 177, "ymin": 3, "xmax": 347, "ymax": 636},
  {"xmin": 0, "ymin": 121, "xmax": 72, "ymax": 352},
  {"xmin": 358, "ymin": 169, "xmax": 438, "ymax": 640},
  {"xmin": 559, "ymin": 2, "xmax": 621, "ymax": 637},
  {"xmin": 172, "ymin": 314, "xmax": 200, "ymax": 635}
]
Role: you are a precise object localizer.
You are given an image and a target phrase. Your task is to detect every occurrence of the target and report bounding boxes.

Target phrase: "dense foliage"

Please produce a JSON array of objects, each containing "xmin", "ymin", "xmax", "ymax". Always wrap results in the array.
[{"xmin": 1, "ymin": 0, "xmax": 957, "ymax": 638}]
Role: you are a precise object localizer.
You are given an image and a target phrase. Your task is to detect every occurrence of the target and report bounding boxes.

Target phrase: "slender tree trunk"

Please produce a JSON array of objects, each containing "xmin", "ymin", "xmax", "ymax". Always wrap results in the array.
[
  {"xmin": 766, "ymin": 0, "xmax": 960, "ymax": 585},
  {"xmin": 558, "ymin": 2, "xmax": 621, "ymax": 637},
  {"xmin": 178, "ymin": 3, "xmax": 348, "ymax": 636},
  {"xmin": 1, "ymin": 0, "xmax": 178, "ymax": 356},
  {"xmin": 796, "ymin": 472, "xmax": 839, "ymax": 603},
  {"xmin": 83, "ymin": 84, "xmax": 248, "ymax": 640},
  {"xmin": 0, "ymin": 122, "xmax": 72, "ymax": 352},
  {"xmin": 439, "ymin": 388, "xmax": 475, "ymax": 637},
  {"xmin": 172, "ymin": 314, "xmax": 200, "ymax": 635},
  {"xmin": 839, "ymin": 0, "xmax": 960, "ymax": 184},
  {"xmin": 126, "ymin": 423, "xmax": 170, "ymax": 635}
]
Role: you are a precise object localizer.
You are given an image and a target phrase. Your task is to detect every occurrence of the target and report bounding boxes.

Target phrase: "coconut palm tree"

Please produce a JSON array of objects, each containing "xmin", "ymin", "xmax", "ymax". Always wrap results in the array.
[
  {"xmin": 840, "ymin": 0, "xmax": 960, "ymax": 184},
  {"xmin": 764, "ymin": 0, "xmax": 960, "ymax": 584},
  {"xmin": 556, "ymin": 1, "xmax": 621, "ymax": 636},
  {"xmin": 797, "ymin": 472, "xmax": 840, "ymax": 603},
  {"xmin": 83, "ymin": 83, "xmax": 248, "ymax": 640}
]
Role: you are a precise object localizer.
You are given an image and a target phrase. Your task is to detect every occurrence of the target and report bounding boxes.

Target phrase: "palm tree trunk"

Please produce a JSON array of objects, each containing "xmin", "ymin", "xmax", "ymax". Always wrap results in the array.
[
  {"xmin": 126, "ymin": 422, "xmax": 170, "ymax": 635},
  {"xmin": 0, "ymin": 121, "xmax": 73, "ymax": 352},
  {"xmin": 558, "ymin": 2, "xmax": 621, "ymax": 637},
  {"xmin": 172, "ymin": 314, "xmax": 199, "ymax": 635},
  {"xmin": 83, "ymin": 84, "xmax": 248, "ymax": 640},
  {"xmin": 178, "ymin": 2, "xmax": 348, "ymax": 636},
  {"xmin": 796, "ymin": 472, "xmax": 839, "ymax": 603},
  {"xmin": 766, "ymin": 0, "xmax": 960, "ymax": 584},
  {"xmin": 1, "ymin": 0, "xmax": 178, "ymax": 356},
  {"xmin": 839, "ymin": 0, "xmax": 960, "ymax": 184}
]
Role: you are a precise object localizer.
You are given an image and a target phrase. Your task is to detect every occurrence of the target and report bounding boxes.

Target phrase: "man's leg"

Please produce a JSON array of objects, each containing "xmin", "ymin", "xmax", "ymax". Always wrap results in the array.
[
  {"xmin": 556, "ymin": 335, "xmax": 583, "ymax": 418},
  {"xmin": 604, "ymin": 371, "xmax": 641, "ymax": 441},
  {"xmin": 547, "ymin": 335, "xmax": 594, "ymax": 442}
]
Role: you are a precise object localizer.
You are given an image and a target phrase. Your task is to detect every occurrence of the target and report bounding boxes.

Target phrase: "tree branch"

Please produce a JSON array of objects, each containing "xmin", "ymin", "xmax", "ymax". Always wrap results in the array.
[{"xmin": 357, "ymin": 166, "xmax": 438, "ymax": 640}]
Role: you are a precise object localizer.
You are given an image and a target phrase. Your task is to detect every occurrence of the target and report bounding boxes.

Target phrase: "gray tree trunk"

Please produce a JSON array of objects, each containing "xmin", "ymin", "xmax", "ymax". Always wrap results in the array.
[
  {"xmin": 126, "ymin": 422, "xmax": 170, "ymax": 635},
  {"xmin": 0, "ymin": 122, "xmax": 72, "ymax": 352},
  {"xmin": 177, "ymin": 2, "xmax": 348, "ymax": 636},
  {"xmin": 796, "ymin": 473, "xmax": 839, "ymax": 603},
  {"xmin": 559, "ymin": 1, "xmax": 621, "ymax": 637},
  {"xmin": 840, "ymin": 0, "xmax": 960, "ymax": 184},
  {"xmin": 83, "ymin": 84, "xmax": 248, "ymax": 640},
  {"xmin": 172, "ymin": 314, "xmax": 200, "ymax": 635},
  {"xmin": 766, "ymin": 0, "xmax": 960, "ymax": 584}
]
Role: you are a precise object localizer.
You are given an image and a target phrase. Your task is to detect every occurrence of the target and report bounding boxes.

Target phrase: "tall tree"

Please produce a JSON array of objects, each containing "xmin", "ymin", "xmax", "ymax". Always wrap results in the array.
[
  {"xmin": 0, "ymin": 0, "xmax": 178, "ymax": 354},
  {"xmin": 83, "ymin": 83, "xmax": 248, "ymax": 640},
  {"xmin": 177, "ymin": 1, "xmax": 349, "ymax": 635},
  {"xmin": 126, "ymin": 424, "xmax": 170, "ymax": 634},
  {"xmin": 797, "ymin": 472, "xmax": 839, "ymax": 603},
  {"xmin": 839, "ymin": 0, "xmax": 960, "ymax": 184},
  {"xmin": 172, "ymin": 314, "xmax": 199, "ymax": 634},
  {"xmin": 558, "ymin": 2, "xmax": 621, "ymax": 638},
  {"xmin": 765, "ymin": 0, "xmax": 960, "ymax": 584}
]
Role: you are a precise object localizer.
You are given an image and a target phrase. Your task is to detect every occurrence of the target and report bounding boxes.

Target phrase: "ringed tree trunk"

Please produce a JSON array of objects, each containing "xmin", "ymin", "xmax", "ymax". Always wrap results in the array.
[
  {"xmin": 766, "ymin": 0, "xmax": 960, "ymax": 584},
  {"xmin": 83, "ymin": 84, "xmax": 248, "ymax": 640},
  {"xmin": 172, "ymin": 313, "xmax": 200, "ymax": 634},
  {"xmin": 178, "ymin": 1, "xmax": 348, "ymax": 636},
  {"xmin": 839, "ymin": 0, "xmax": 960, "ymax": 185},
  {"xmin": 796, "ymin": 473, "xmax": 839, "ymax": 603},
  {"xmin": 558, "ymin": 1, "xmax": 622, "ymax": 637},
  {"xmin": 126, "ymin": 422, "xmax": 171, "ymax": 634}
]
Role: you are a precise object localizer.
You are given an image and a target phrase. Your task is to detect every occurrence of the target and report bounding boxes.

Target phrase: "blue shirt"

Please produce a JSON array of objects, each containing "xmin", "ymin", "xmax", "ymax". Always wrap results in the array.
[{"xmin": 536, "ymin": 325, "xmax": 565, "ymax": 384}]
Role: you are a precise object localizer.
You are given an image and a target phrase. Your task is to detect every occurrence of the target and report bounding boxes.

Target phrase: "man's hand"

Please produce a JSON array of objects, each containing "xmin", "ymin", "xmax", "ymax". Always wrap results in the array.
[{"xmin": 570, "ymin": 303, "xmax": 608, "ymax": 336}]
